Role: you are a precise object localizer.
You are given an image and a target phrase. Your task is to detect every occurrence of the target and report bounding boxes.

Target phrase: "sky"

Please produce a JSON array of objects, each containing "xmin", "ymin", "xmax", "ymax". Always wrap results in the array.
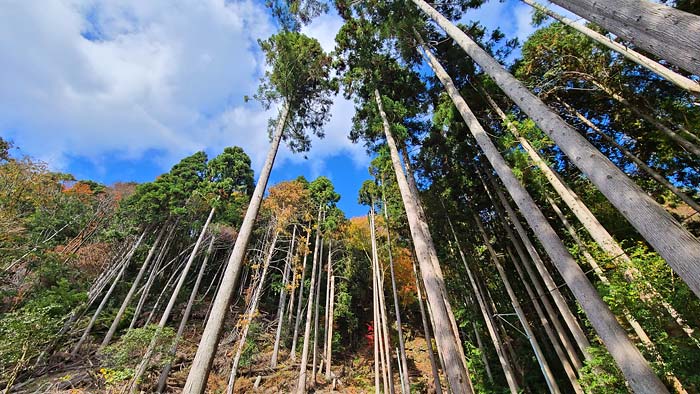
[{"xmin": 0, "ymin": 0, "xmax": 545, "ymax": 218}]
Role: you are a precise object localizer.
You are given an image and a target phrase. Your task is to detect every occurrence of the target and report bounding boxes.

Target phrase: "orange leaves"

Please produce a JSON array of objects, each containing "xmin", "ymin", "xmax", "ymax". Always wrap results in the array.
[{"xmin": 262, "ymin": 180, "xmax": 311, "ymax": 230}]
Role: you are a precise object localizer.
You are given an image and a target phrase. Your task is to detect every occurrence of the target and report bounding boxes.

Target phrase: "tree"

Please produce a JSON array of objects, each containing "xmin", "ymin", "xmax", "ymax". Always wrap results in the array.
[{"xmin": 183, "ymin": 31, "xmax": 334, "ymax": 394}]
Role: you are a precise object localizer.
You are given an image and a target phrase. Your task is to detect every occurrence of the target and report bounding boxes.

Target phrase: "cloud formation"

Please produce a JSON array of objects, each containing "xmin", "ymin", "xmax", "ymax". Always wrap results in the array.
[{"xmin": 0, "ymin": 0, "xmax": 365, "ymax": 175}]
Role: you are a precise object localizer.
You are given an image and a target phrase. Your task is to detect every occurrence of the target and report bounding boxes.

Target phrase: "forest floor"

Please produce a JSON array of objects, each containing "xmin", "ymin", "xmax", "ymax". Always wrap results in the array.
[{"xmin": 12, "ymin": 301, "xmax": 443, "ymax": 393}]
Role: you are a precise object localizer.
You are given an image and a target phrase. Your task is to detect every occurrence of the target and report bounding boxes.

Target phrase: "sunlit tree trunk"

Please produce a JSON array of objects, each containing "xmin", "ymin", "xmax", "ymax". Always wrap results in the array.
[
  {"xmin": 375, "ymin": 88, "xmax": 475, "ymax": 393},
  {"xmin": 520, "ymin": 0, "xmax": 700, "ymax": 94},
  {"xmin": 71, "ymin": 230, "xmax": 146, "ymax": 355},
  {"xmin": 412, "ymin": 3, "xmax": 700, "ymax": 299},
  {"xmin": 101, "ymin": 224, "xmax": 168, "ymax": 348},
  {"xmin": 548, "ymin": 0, "xmax": 700, "ymax": 75},
  {"xmin": 296, "ymin": 206, "xmax": 323, "ymax": 394},
  {"xmin": 325, "ymin": 274, "xmax": 335, "ymax": 379},
  {"xmin": 129, "ymin": 207, "xmax": 215, "ymax": 393},
  {"xmin": 272, "ymin": 225, "xmax": 297, "ymax": 368},
  {"xmin": 290, "ymin": 223, "xmax": 312, "ymax": 360},
  {"xmin": 322, "ymin": 240, "xmax": 332, "ymax": 376},
  {"xmin": 156, "ymin": 235, "xmax": 216, "ymax": 393},
  {"xmin": 226, "ymin": 230, "xmax": 279, "ymax": 394},
  {"xmin": 411, "ymin": 260, "xmax": 443, "ymax": 394},
  {"xmin": 183, "ymin": 101, "xmax": 289, "ymax": 394},
  {"xmin": 373, "ymin": 249, "xmax": 382, "ymax": 394},
  {"xmin": 418, "ymin": 40, "xmax": 669, "ymax": 393},
  {"xmin": 312, "ymin": 236, "xmax": 324, "ymax": 385}
]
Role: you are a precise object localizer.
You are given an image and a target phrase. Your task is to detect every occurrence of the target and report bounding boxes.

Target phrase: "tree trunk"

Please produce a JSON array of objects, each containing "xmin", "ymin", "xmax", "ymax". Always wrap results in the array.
[
  {"xmin": 129, "ymin": 207, "xmax": 215, "ymax": 393},
  {"xmin": 412, "ymin": 5, "xmax": 700, "ymax": 298},
  {"xmin": 290, "ymin": 224, "xmax": 312, "ymax": 360},
  {"xmin": 71, "ymin": 230, "xmax": 146, "ymax": 355},
  {"xmin": 129, "ymin": 224, "xmax": 177, "ymax": 330},
  {"xmin": 411, "ymin": 260, "xmax": 443, "ymax": 394},
  {"xmin": 370, "ymin": 206, "xmax": 395, "ymax": 394},
  {"xmin": 323, "ymin": 240, "xmax": 332, "ymax": 377},
  {"xmin": 373, "ymin": 248, "xmax": 382, "ymax": 394},
  {"xmin": 474, "ymin": 215, "xmax": 561, "ymax": 394},
  {"xmin": 520, "ymin": 0, "xmax": 700, "ymax": 94},
  {"xmin": 325, "ymin": 242, "xmax": 334, "ymax": 379},
  {"xmin": 375, "ymin": 88, "xmax": 475, "ymax": 394},
  {"xmin": 295, "ymin": 206, "xmax": 323, "ymax": 394},
  {"xmin": 560, "ymin": 100, "xmax": 700, "ymax": 214},
  {"xmin": 156, "ymin": 235, "xmax": 216, "ymax": 393},
  {"xmin": 548, "ymin": 0, "xmax": 700, "ymax": 75},
  {"xmin": 226, "ymin": 230, "xmax": 279, "ymax": 394},
  {"xmin": 311, "ymin": 236, "xmax": 324, "ymax": 386},
  {"xmin": 472, "ymin": 322, "xmax": 493, "ymax": 383},
  {"xmin": 418, "ymin": 40, "xmax": 669, "ymax": 393},
  {"xmin": 101, "ymin": 224, "xmax": 168, "ymax": 348},
  {"xmin": 271, "ymin": 225, "xmax": 297, "ymax": 368},
  {"xmin": 381, "ymin": 185, "xmax": 411, "ymax": 393},
  {"xmin": 183, "ymin": 101, "xmax": 289, "ymax": 394}
]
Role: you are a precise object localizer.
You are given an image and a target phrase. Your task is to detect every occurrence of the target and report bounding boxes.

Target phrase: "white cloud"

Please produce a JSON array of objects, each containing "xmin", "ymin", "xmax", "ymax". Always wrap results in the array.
[{"xmin": 0, "ymin": 0, "xmax": 365, "ymax": 178}]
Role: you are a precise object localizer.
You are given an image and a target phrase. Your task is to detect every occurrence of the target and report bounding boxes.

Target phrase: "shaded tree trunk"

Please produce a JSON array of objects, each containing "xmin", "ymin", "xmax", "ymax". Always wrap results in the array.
[
  {"xmin": 183, "ymin": 101, "xmax": 289, "ymax": 394},
  {"xmin": 412, "ymin": 4, "xmax": 700, "ymax": 299},
  {"xmin": 417, "ymin": 40, "xmax": 669, "ymax": 393}
]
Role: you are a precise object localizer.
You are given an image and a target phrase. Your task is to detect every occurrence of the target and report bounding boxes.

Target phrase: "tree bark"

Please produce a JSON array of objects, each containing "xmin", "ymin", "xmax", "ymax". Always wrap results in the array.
[
  {"xmin": 418, "ymin": 40, "xmax": 669, "ymax": 393},
  {"xmin": 271, "ymin": 225, "xmax": 296, "ymax": 368},
  {"xmin": 520, "ymin": 0, "xmax": 700, "ymax": 94},
  {"xmin": 412, "ymin": 3, "xmax": 700, "ymax": 298},
  {"xmin": 129, "ymin": 207, "xmax": 215, "ymax": 393},
  {"xmin": 474, "ymin": 215, "xmax": 561, "ymax": 394},
  {"xmin": 375, "ymin": 88, "xmax": 475, "ymax": 393},
  {"xmin": 411, "ymin": 260, "xmax": 443, "ymax": 394},
  {"xmin": 548, "ymin": 0, "xmax": 700, "ymax": 75},
  {"xmin": 156, "ymin": 235, "xmax": 216, "ymax": 393},
  {"xmin": 226, "ymin": 230, "xmax": 279, "ymax": 394},
  {"xmin": 290, "ymin": 223, "xmax": 312, "ymax": 360},
  {"xmin": 101, "ymin": 224, "xmax": 168, "ymax": 348},
  {"xmin": 71, "ymin": 230, "xmax": 146, "ymax": 355},
  {"xmin": 183, "ymin": 101, "xmax": 289, "ymax": 394},
  {"xmin": 311, "ymin": 236, "xmax": 324, "ymax": 386},
  {"xmin": 371, "ymin": 206, "xmax": 395, "ymax": 394},
  {"xmin": 295, "ymin": 206, "xmax": 323, "ymax": 394}
]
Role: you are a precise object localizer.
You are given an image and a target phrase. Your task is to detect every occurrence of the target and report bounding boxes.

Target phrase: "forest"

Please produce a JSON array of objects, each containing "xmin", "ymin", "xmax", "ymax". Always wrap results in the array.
[{"xmin": 1, "ymin": 0, "xmax": 700, "ymax": 393}]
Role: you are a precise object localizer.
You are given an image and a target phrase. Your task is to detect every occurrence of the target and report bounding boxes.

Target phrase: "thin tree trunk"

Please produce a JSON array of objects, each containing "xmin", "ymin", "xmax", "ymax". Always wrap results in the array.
[
  {"xmin": 71, "ymin": 230, "xmax": 146, "ymax": 355},
  {"xmin": 129, "ymin": 207, "xmax": 215, "ymax": 393},
  {"xmin": 156, "ymin": 235, "xmax": 216, "ymax": 393},
  {"xmin": 226, "ymin": 230, "xmax": 279, "ymax": 394},
  {"xmin": 472, "ymin": 322, "xmax": 493, "ymax": 383},
  {"xmin": 561, "ymin": 100, "xmax": 700, "ymax": 214},
  {"xmin": 326, "ymin": 274, "xmax": 335, "ymax": 379},
  {"xmin": 520, "ymin": 0, "xmax": 700, "ymax": 94},
  {"xmin": 371, "ymin": 206, "xmax": 395, "ymax": 394},
  {"xmin": 290, "ymin": 223, "xmax": 312, "ymax": 360},
  {"xmin": 322, "ymin": 240, "xmax": 332, "ymax": 376},
  {"xmin": 295, "ymin": 206, "xmax": 324, "ymax": 394},
  {"xmin": 129, "ymin": 224, "xmax": 177, "ymax": 330},
  {"xmin": 183, "ymin": 101, "xmax": 289, "ymax": 394},
  {"xmin": 324, "ymin": 241, "xmax": 334, "ymax": 379},
  {"xmin": 507, "ymin": 245, "xmax": 583, "ymax": 393},
  {"xmin": 381, "ymin": 186, "xmax": 411, "ymax": 393},
  {"xmin": 417, "ymin": 40, "xmax": 669, "ymax": 393},
  {"xmin": 474, "ymin": 215, "xmax": 561, "ymax": 393},
  {"xmin": 373, "ymin": 249, "xmax": 382, "ymax": 394},
  {"xmin": 101, "ymin": 224, "xmax": 168, "ymax": 348},
  {"xmin": 411, "ymin": 259, "xmax": 443, "ymax": 394},
  {"xmin": 271, "ymin": 225, "xmax": 297, "ymax": 368},
  {"xmin": 312, "ymin": 236, "xmax": 324, "ymax": 386},
  {"xmin": 374, "ymin": 237, "xmax": 390, "ymax": 393},
  {"xmin": 548, "ymin": 0, "xmax": 700, "ymax": 75},
  {"xmin": 412, "ymin": 7, "xmax": 700, "ymax": 299},
  {"xmin": 375, "ymin": 88, "xmax": 475, "ymax": 393}
]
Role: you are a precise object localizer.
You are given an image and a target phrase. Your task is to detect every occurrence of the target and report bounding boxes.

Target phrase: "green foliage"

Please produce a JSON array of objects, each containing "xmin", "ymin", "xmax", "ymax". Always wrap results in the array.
[
  {"xmin": 100, "ymin": 325, "xmax": 176, "ymax": 384},
  {"xmin": 578, "ymin": 346, "xmax": 627, "ymax": 393},
  {"xmin": 239, "ymin": 321, "xmax": 261, "ymax": 368}
]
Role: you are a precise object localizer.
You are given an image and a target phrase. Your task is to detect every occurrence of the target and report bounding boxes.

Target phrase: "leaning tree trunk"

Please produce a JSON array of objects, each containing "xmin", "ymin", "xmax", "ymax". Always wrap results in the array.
[
  {"xmin": 290, "ymin": 224, "xmax": 312, "ymax": 360},
  {"xmin": 474, "ymin": 215, "xmax": 561, "ymax": 394},
  {"xmin": 183, "ymin": 101, "xmax": 289, "ymax": 394},
  {"xmin": 295, "ymin": 207, "xmax": 324, "ymax": 394},
  {"xmin": 520, "ymin": 0, "xmax": 700, "ymax": 94},
  {"xmin": 156, "ymin": 235, "xmax": 216, "ymax": 393},
  {"xmin": 411, "ymin": 260, "xmax": 443, "ymax": 394},
  {"xmin": 128, "ymin": 207, "xmax": 216, "ymax": 393},
  {"xmin": 226, "ymin": 230, "xmax": 279, "ymax": 394},
  {"xmin": 418, "ymin": 41, "xmax": 669, "ymax": 393},
  {"xmin": 548, "ymin": 0, "xmax": 700, "ymax": 75},
  {"xmin": 271, "ymin": 225, "xmax": 297, "ymax": 368},
  {"xmin": 381, "ymin": 186, "xmax": 411, "ymax": 393},
  {"xmin": 560, "ymin": 100, "xmax": 700, "ymax": 214},
  {"xmin": 411, "ymin": 4, "xmax": 700, "ymax": 299},
  {"xmin": 71, "ymin": 230, "xmax": 147, "ymax": 355},
  {"xmin": 101, "ymin": 224, "xmax": 168, "ymax": 348},
  {"xmin": 375, "ymin": 88, "xmax": 475, "ymax": 393}
]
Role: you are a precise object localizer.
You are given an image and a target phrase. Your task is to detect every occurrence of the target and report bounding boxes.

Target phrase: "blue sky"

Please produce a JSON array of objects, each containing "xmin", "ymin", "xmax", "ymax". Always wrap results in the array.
[{"xmin": 0, "ymin": 0, "xmax": 544, "ymax": 218}]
